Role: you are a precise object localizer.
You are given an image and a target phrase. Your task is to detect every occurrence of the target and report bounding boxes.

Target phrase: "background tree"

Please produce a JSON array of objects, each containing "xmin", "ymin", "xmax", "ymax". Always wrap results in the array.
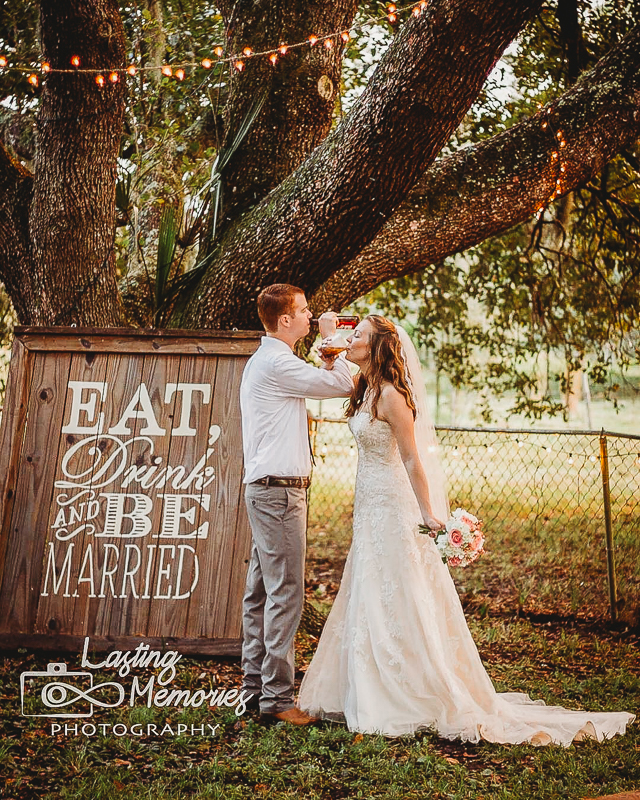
[{"xmin": 0, "ymin": 0, "xmax": 639, "ymax": 415}]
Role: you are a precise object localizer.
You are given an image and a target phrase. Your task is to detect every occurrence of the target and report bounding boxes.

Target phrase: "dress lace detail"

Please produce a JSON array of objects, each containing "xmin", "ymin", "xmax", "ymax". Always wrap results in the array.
[{"xmin": 299, "ymin": 412, "xmax": 635, "ymax": 743}]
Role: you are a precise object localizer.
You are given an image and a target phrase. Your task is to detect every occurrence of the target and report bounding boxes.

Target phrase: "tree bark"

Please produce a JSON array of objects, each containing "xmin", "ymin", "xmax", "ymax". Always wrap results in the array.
[
  {"xmin": 312, "ymin": 22, "xmax": 640, "ymax": 310},
  {"xmin": 201, "ymin": 0, "xmax": 359, "ymax": 246},
  {"xmin": 177, "ymin": 0, "xmax": 543, "ymax": 330},
  {"xmin": 0, "ymin": 0, "xmax": 127, "ymax": 327}
]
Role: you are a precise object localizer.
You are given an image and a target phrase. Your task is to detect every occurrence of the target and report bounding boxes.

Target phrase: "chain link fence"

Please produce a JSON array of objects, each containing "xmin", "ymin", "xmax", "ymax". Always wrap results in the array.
[{"xmin": 308, "ymin": 418, "xmax": 640, "ymax": 625}]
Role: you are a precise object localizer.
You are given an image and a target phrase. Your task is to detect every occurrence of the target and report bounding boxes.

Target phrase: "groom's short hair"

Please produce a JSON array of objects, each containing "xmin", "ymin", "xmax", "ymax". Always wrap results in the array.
[{"xmin": 258, "ymin": 284, "xmax": 305, "ymax": 332}]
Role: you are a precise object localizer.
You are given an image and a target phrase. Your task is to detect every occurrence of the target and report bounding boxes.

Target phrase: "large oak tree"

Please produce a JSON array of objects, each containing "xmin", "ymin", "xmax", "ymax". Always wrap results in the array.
[{"xmin": 0, "ymin": 0, "xmax": 639, "ymax": 335}]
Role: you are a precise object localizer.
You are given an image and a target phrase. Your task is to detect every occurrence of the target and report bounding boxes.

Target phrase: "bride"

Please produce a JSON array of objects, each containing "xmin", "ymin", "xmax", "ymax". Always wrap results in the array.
[{"xmin": 299, "ymin": 315, "xmax": 635, "ymax": 744}]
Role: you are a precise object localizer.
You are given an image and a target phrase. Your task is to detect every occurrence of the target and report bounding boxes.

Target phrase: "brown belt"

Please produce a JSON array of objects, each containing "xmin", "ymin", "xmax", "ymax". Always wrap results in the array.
[{"xmin": 254, "ymin": 476, "xmax": 311, "ymax": 489}]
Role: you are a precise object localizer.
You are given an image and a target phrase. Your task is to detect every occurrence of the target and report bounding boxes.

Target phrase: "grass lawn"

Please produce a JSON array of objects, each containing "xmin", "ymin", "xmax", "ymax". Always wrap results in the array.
[{"xmin": 1, "ymin": 615, "xmax": 638, "ymax": 799}]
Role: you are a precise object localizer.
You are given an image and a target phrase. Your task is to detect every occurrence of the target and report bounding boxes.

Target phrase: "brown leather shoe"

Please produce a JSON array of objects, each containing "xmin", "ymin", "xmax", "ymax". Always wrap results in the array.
[{"xmin": 262, "ymin": 707, "xmax": 319, "ymax": 726}]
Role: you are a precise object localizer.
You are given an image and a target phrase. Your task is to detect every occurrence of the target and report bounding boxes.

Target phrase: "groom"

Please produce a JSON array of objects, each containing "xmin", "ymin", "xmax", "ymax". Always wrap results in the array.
[{"xmin": 239, "ymin": 284, "xmax": 353, "ymax": 725}]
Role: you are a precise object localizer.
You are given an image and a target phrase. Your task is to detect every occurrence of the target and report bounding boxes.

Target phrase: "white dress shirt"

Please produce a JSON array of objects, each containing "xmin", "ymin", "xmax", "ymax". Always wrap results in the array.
[{"xmin": 240, "ymin": 336, "xmax": 353, "ymax": 484}]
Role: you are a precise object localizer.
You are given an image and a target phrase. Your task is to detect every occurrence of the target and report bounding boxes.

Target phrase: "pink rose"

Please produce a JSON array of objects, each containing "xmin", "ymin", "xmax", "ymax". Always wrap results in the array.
[
  {"xmin": 448, "ymin": 555, "xmax": 463, "ymax": 567},
  {"xmin": 449, "ymin": 527, "xmax": 464, "ymax": 547},
  {"xmin": 472, "ymin": 533, "xmax": 484, "ymax": 550}
]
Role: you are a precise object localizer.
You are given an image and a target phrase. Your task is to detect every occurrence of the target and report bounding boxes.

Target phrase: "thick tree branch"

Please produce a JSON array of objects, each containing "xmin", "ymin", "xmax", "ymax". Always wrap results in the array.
[
  {"xmin": 178, "ymin": 0, "xmax": 542, "ymax": 328},
  {"xmin": 313, "ymin": 23, "xmax": 640, "ymax": 309},
  {"xmin": 203, "ymin": 0, "xmax": 359, "ymax": 239}
]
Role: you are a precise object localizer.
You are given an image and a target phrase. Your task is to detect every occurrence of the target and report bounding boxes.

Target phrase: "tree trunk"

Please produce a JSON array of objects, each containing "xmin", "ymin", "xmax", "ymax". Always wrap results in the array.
[
  {"xmin": 200, "ymin": 0, "xmax": 359, "ymax": 247},
  {"xmin": 177, "ymin": 0, "xmax": 543, "ymax": 330},
  {"xmin": 0, "ymin": 0, "xmax": 127, "ymax": 327}
]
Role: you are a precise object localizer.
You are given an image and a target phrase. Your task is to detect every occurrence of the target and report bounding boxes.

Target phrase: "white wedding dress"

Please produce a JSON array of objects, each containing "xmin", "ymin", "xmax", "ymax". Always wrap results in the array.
[{"xmin": 299, "ymin": 411, "xmax": 635, "ymax": 744}]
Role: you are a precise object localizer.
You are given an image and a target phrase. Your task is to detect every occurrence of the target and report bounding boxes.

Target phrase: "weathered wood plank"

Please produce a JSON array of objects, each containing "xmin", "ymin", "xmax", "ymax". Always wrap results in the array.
[
  {"xmin": 191, "ymin": 356, "xmax": 252, "ymax": 640},
  {"xmin": 16, "ymin": 328, "xmax": 262, "ymax": 356},
  {"xmin": 0, "ymin": 632, "xmax": 241, "ymax": 657},
  {"xmin": 146, "ymin": 354, "xmax": 219, "ymax": 640},
  {"xmin": 0, "ymin": 351, "xmax": 73, "ymax": 633},
  {"xmin": 108, "ymin": 351, "xmax": 184, "ymax": 639},
  {"xmin": 35, "ymin": 351, "xmax": 111, "ymax": 636},
  {"xmin": 84, "ymin": 353, "xmax": 147, "ymax": 639},
  {"xmin": 0, "ymin": 339, "xmax": 31, "ymax": 594}
]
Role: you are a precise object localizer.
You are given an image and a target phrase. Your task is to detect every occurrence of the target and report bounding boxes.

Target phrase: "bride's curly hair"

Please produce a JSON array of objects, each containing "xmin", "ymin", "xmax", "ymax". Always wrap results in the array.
[{"xmin": 345, "ymin": 316, "xmax": 416, "ymax": 420}]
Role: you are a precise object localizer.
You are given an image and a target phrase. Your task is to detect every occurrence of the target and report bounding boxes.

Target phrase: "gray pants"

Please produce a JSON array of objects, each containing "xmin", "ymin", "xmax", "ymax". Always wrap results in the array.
[{"xmin": 242, "ymin": 482, "xmax": 307, "ymax": 714}]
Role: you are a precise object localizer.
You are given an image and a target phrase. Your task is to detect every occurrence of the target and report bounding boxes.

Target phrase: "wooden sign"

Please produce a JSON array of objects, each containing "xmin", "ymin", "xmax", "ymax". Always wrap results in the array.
[{"xmin": 0, "ymin": 327, "xmax": 261, "ymax": 655}]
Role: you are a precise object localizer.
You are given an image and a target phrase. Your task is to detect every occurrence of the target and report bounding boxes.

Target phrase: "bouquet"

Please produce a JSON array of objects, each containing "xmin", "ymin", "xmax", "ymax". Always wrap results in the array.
[{"xmin": 418, "ymin": 508, "xmax": 484, "ymax": 567}]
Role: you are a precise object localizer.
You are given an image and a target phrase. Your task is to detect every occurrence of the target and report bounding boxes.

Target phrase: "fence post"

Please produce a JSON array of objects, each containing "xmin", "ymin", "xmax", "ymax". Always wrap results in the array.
[{"xmin": 599, "ymin": 432, "xmax": 618, "ymax": 623}]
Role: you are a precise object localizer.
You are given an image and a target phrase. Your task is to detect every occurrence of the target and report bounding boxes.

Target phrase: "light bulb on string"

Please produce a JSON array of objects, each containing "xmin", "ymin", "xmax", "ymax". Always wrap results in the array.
[
  {"xmin": 324, "ymin": 38, "xmax": 333, "ymax": 49},
  {"xmin": 279, "ymin": 44, "xmax": 288, "ymax": 54},
  {"xmin": 28, "ymin": 73, "xmax": 38, "ymax": 87},
  {"xmin": 42, "ymin": 62, "xmax": 51, "ymax": 73},
  {"xmin": 0, "ymin": 56, "xmax": 7, "ymax": 68},
  {"xmin": 413, "ymin": 6, "xmax": 421, "ymax": 16},
  {"xmin": 269, "ymin": 53, "xmax": 278, "ymax": 65},
  {"xmin": 127, "ymin": 64, "xmax": 137, "ymax": 76},
  {"xmin": 242, "ymin": 47, "xmax": 253, "ymax": 57},
  {"xmin": 108, "ymin": 71, "xmax": 119, "ymax": 83},
  {"xmin": 234, "ymin": 60, "xmax": 245, "ymax": 71},
  {"xmin": 214, "ymin": 46, "xmax": 224, "ymax": 57},
  {"xmin": 201, "ymin": 58, "xmax": 212, "ymax": 69},
  {"xmin": 95, "ymin": 74, "xmax": 105, "ymax": 87},
  {"xmin": 340, "ymin": 32, "xmax": 350, "ymax": 42},
  {"xmin": 71, "ymin": 55, "xmax": 80, "ymax": 67},
  {"xmin": 308, "ymin": 35, "xmax": 318, "ymax": 46},
  {"xmin": 175, "ymin": 68, "xmax": 185, "ymax": 81},
  {"xmin": 567, "ymin": 453, "xmax": 574, "ymax": 465}
]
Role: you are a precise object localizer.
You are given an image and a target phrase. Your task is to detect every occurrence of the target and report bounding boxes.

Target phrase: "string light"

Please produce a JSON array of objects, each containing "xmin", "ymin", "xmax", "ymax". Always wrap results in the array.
[
  {"xmin": 0, "ymin": 1, "xmax": 500, "ymax": 95},
  {"xmin": 28, "ymin": 73, "xmax": 38, "ymax": 87},
  {"xmin": 95, "ymin": 74, "xmax": 105, "ymax": 87},
  {"xmin": 269, "ymin": 53, "xmax": 278, "ymax": 65},
  {"xmin": 42, "ymin": 62, "xmax": 51, "ymax": 73},
  {"xmin": 109, "ymin": 71, "xmax": 119, "ymax": 83}
]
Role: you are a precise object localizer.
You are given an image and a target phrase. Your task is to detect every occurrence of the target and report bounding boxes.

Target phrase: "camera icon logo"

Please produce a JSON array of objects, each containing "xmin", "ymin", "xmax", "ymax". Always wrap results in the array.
[{"xmin": 20, "ymin": 662, "xmax": 125, "ymax": 718}]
